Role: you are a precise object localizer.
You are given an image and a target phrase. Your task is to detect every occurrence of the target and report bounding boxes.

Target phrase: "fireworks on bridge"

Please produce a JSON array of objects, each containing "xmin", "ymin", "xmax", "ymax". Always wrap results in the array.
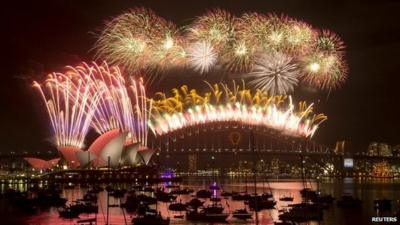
[
  {"xmin": 148, "ymin": 82, "xmax": 327, "ymax": 138},
  {"xmin": 94, "ymin": 8, "xmax": 347, "ymax": 93}
]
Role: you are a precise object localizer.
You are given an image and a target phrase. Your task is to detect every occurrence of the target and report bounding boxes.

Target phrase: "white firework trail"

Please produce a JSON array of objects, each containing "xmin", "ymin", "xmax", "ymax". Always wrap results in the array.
[
  {"xmin": 186, "ymin": 41, "xmax": 218, "ymax": 74},
  {"xmin": 245, "ymin": 52, "xmax": 299, "ymax": 95}
]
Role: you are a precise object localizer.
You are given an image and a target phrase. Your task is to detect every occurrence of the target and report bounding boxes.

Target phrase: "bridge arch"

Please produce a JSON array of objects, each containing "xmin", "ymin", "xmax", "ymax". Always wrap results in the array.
[{"xmin": 149, "ymin": 121, "xmax": 330, "ymax": 154}]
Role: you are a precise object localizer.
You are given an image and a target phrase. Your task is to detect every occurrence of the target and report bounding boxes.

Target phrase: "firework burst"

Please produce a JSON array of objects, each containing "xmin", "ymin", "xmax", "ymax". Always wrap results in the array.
[
  {"xmin": 95, "ymin": 8, "xmax": 180, "ymax": 75},
  {"xmin": 284, "ymin": 19, "xmax": 316, "ymax": 54},
  {"xmin": 262, "ymin": 14, "xmax": 290, "ymax": 51},
  {"xmin": 93, "ymin": 8, "xmax": 347, "ymax": 91},
  {"xmin": 235, "ymin": 13, "xmax": 270, "ymax": 49},
  {"xmin": 315, "ymin": 30, "xmax": 345, "ymax": 54},
  {"xmin": 186, "ymin": 41, "xmax": 218, "ymax": 74},
  {"xmin": 301, "ymin": 30, "xmax": 347, "ymax": 90},
  {"xmin": 222, "ymin": 39, "xmax": 256, "ymax": 72},
  {"xmin": 149, "ymin": 33, "xmax": 187, "ymax": 72},
  {"xmin": 301, "ymin": 51, "xmax": 347, "ymax": 90},
  {"xmin": 244, "ymin": 52, "xmax": 300, "ymax": 95},
  {"xmin": 187, "ymin": 9, "xmax": 235, "ymax": 52}
]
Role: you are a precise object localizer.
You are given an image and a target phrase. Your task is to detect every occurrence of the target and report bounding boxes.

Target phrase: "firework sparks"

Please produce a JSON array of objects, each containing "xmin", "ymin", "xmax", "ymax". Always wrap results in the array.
[
  {"xmin": 263, "ymin": 14, "xmax": 290, "ymax": 51},
  {"xmin": 72, "ymin": 62, "xmax": 149, "ymax": 146},
  {"xmin": 315, "ymin": 30, "xmax": 345, "ymax": 54},
  {"xmin": 93, "ymin": 8, "xmax": 347, "ymax": 91},
  {"xmin": 129, "ymin": 77, "xmax": 150, "ymax": 146},
  {"xmin": 75, "ymin": 63, "xmax": 133, "ymax": 133},
  {"xmin": 301, "ymin": 51, "xmax": 347, "ymax": 89},
  {"xmin": 186, "ymin": 41, "xmax": 218, "ymax": 74},
  {"xmin": 187, "ymin": 9, "xmax": 235, "ymax": 51},
  {"xmin": 33, "ymin": 71, "xmax": 100, "ymax": 148},
  {"xmin": 244, "ymin": 52, "xmax": 300, "ymax": 95},
  {"xmin": 149, "ymin": 83, "xmax": 326, "ymax": 138},
  {"xmin": 149, "ymin": 32, "xmax": 187, "ymax": 73},
  {"xmin": 285, "ymin": 19, "xmax": 316, "ymax": 54},
  {"xmin": 235, "ymin": 13, "xmax": 269, "ymax": 49},
  {"xmin": 149, "ymin": 102, "xmax": 318, "ymax": 138},
  {"xmin": 34, "ymin": 62, "xmax": 151, "ymax": 149},
  {"xmin": 94, "ymin": 8, "xmax": 181, "ymax": 75},
  {"xmin": 222, "ymin": 40, "xmax": 256, "ymax": 72}
]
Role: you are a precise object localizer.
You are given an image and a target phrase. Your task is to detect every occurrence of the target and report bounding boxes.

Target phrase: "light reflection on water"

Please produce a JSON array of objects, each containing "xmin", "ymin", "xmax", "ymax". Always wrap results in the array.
[{"xmin": 3, "ymin": 177, "xmax": 400, "ymax": 225}]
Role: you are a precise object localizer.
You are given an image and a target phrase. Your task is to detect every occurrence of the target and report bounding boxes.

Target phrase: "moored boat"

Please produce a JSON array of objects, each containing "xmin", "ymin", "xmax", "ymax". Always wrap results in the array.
[{"xmin": 232, "ymin": 208, "xmax": 252, "ymax": 220}]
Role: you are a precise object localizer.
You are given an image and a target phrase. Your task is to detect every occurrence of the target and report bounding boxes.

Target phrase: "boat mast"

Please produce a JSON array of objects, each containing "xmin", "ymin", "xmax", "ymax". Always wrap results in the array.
[
  {"xmin": 106, "ymin": 156, "xmax": 110, "ymax": 225},
  {"xmin": 250, "ymin": 130, "xmax": 259, "ymax": 225}
]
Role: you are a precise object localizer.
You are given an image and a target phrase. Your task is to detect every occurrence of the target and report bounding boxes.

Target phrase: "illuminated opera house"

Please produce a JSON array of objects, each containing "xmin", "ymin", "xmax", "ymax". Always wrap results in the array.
[{"xmin": 25, "ymin": 129, "xmax": 155, "ymax": 170}]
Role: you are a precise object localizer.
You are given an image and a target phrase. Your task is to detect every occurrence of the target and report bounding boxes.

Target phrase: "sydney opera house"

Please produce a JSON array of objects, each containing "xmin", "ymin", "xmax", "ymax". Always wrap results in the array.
[{"xmin": 24, "ymin": 129, "xmax": 155, "ymax": 171}]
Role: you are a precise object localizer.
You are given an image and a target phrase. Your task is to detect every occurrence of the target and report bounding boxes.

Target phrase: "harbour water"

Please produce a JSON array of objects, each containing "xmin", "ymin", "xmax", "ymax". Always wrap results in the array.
[{"xmin": 2, "ymin": 177, "xmax": 400, "ymax": 225}]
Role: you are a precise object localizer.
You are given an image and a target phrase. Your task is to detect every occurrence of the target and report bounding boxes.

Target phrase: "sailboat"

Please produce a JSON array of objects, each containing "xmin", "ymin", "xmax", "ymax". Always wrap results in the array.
[
  {"xmin": 186, "ymin": 203, "xmax": 229, "ymax": 222},
  {"xmin": 232, "ymin": 177, "xmax": 251, "ymax": 201},
  {"xmin": 279, "ymin": 193, "xmax": 294, "ymax": 201},
  {"xmin": 132, "ymin": 208, "xmax": 170, "ymax": 225},
  {"xmin": 248, "ymin": 195, "xmax": 276, "ymax": 211},
  {"xmin": 232, "ymin": 207, "xmax": 253, "ymax": 220},
  {"xmin": 247, "ymin": 132, "xmax": 276, "ymax": 211},
  {"xmin": 186, "ymin": 183, "xmax": 229, "ymax": 222},
  {"xmin": 278, "ymin": 155, "xmax": 323, "ymax": 222}
]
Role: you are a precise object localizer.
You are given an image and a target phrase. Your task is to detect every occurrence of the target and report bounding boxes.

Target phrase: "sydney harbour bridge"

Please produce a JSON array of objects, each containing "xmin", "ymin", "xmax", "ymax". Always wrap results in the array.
[
  {"xmin": 1, "ymin": 122, "xmax": 399, "ymax": 178},
  {"xmin": 143, "ymin": 122, "xmax": 400, "ymax": 175}
]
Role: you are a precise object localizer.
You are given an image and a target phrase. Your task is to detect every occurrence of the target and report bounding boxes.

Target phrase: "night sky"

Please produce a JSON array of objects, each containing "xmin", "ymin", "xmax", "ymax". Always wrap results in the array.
[{"xmin": 2, "ymin": 0, "xmax": 400, "ymax": 154}]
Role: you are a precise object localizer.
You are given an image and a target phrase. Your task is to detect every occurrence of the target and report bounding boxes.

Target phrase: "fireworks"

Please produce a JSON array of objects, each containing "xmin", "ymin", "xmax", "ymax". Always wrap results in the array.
[
  {"xmin": 66, "ymin": 62, "xmax": 149, "ymax": 146},
  {"xmin": 234, "ymin": 13, "xmax": 269, "ymax": 50},
  {"xmin": 95, "ymin": 8, "xmax": 183, "ymax": 75},
  {"xmin": 94, "ymin": 8, "xmax": 347, "ymax": 91},
  {"xmin": 31, "ymin": 9, "xmax": 343, "ymax": 164},
  {"xmin": 68, "ymin": 63, "xmax": 129, "ymax": 134},
  {"xmin": 300, "ymin": 30, "xmax": 347, "ymax": 89},
  {"xmin": 245, "ymin": 52, "xmax": 300, "ymax": 95},
  {"xmin": 187, "ymin": 9, "xmax": 235, "ymax": 52},
  {"xmin": 284, "ymin": 19, "xmax": 316, "ymax": 54},
  {"xmin": 186, "ymin": 41, "xmax": 218, "ymax": 74},
  {"xmin": 149, "ymin": 83, "xmax": 326, "ymax": 138},
  {"xmin": 33, "ymin": 62, "xmax": 150, "ymax": 148},
  {"xmin": 33, "ymin": 70, "xmax": 99, "ymax": 149},
  {"xmin": 150, "ymin": 33, "xmax": 187, "ymax": 72},
  {"xmin": 222, "ymin": 40, "xmax": 255, "ymax": 72},
  {"xmin": 262, "ymin": 14, "xmax": 290, "ymax": 51},
  {"xmin": 301, "ymin": 51, "xmax": 347, "ymax": 89},
  {"xmin": 129, "ymin": 77, "xmax": 150, "ymax": 146},
  {"xmin": 149, "ymin": 102, "xmax": 318, "ymax": 138},
  {"xmin": 315, "ymin": 30, "xmax": 345, "ymax": 54}
]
